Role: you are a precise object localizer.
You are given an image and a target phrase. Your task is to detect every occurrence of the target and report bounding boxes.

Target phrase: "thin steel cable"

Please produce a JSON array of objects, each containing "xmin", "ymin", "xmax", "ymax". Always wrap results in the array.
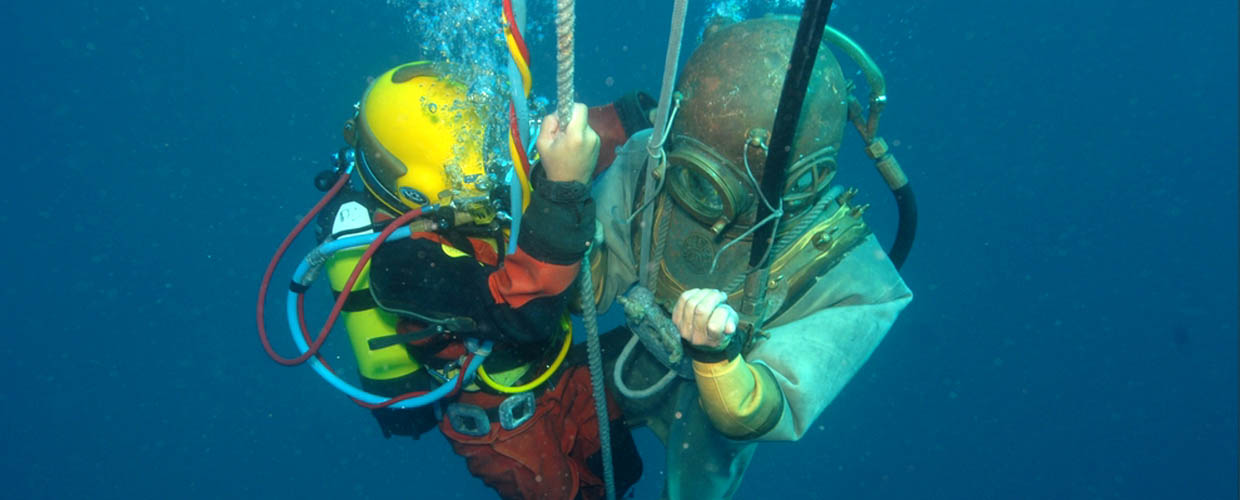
[{"xmin": 638, "ymin": 0, "xmax": 689, "ymax": 290}]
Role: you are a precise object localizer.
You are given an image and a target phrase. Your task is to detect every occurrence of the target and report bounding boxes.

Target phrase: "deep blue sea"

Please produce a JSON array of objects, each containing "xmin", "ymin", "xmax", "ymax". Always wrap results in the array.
[{"xmin": 3, "ymin": 1, "xmax": 1236, "ymax": 498}]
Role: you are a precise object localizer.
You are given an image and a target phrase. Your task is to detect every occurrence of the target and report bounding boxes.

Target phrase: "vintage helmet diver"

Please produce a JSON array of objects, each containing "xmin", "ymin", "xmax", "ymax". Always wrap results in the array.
[
  {"xmin": 667, "ymin": 16, "xmax": 848, "ymax": 234},
  {"xmin": 345, "ymin": 61, "xmax": 492, "ymax": 216}
]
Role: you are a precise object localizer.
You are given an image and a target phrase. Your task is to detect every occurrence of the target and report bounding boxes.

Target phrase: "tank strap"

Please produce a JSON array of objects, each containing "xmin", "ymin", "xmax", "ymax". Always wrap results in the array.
[{"xmin": 331, "ymin": 288, "xmax": 377, "ymax": 312}]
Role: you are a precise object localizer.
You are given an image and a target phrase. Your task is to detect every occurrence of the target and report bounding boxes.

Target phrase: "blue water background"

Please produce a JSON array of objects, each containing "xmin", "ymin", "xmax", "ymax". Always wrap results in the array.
[{"xmin": 2, "ymin": 1, "xmax": 1235, "ymax": 498}]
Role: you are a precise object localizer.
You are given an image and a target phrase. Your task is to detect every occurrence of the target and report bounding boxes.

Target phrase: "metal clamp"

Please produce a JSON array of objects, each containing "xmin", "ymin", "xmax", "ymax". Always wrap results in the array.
[
  {"xmin": 498, "ymin": 392, "xmax": 536, "ymax": 430},
  {"xmin": 445, "ymin": 403, "xmax": 491, "ymax": 437}
]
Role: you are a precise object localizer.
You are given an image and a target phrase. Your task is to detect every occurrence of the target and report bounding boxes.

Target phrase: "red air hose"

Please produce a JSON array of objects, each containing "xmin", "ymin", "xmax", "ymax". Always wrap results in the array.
[
  {"xmin": 282, "ymin": 202, "xmax": 465, "ymax": 410},
  {"xmin": 256, "ymin": 172, "xmax": 350, "ymax": 365},
  {"xmin": 256, "ymin": 171, "xmax": 425, "ymax": 366}
]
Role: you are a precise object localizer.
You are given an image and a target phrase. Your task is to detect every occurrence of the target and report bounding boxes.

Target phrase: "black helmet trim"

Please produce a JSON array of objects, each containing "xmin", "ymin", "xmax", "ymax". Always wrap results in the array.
[{"xmin": 355, "ymin": 143, "xmax": 410, "ymax": 214}]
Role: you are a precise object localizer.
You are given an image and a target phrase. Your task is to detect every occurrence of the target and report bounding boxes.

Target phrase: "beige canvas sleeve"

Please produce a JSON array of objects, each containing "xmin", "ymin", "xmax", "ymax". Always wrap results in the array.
[{"xmin": 747, "ymin": 236, "xmax": 912, "ymax": 441}]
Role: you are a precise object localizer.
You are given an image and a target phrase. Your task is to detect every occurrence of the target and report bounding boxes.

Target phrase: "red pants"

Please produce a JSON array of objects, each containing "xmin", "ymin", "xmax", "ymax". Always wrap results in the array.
[{"xmin": 439, "ymin": 365, "xmax": 635, "ymax": 500}]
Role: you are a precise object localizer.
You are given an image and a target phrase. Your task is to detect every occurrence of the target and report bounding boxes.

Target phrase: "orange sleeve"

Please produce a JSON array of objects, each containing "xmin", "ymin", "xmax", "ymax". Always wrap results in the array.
[{"xmin": 488, "ymin": 247, "xmax": 581, "ymax": 309}]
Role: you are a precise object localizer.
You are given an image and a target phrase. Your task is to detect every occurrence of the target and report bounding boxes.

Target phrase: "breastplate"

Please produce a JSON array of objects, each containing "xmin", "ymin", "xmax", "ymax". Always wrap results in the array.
[{"xmin": 641, "ymin": 187, "xmax": 871, "ymax": 323}]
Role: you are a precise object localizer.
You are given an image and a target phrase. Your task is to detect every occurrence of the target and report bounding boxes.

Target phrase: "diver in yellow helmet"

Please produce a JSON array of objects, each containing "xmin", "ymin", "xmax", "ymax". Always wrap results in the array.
[
  {"xmin": 346, "ymin": 62, "xmax": 493, "ymax": 217},
  {"xmin": 314, "ymin": 61, "xmax": 643, "ymax": 499},
  {"xmin": 584, "ymin": 16, "xmax": 914, "ymax": 499}
]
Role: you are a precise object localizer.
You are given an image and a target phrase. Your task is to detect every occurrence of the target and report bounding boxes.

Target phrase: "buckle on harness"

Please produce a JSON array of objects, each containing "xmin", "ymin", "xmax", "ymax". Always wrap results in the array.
[
  {"xmin": 445, "ymin": 403, "xmax": 490, "ymax": 437},
  {"xmin": 498, "ymin": 392, "xmax": 535, "ymax": 430}
]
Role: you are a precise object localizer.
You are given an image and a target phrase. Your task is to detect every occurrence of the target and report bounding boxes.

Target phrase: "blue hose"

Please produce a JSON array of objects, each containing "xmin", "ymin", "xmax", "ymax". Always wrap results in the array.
[
  {"xmin": 504, "ymin": 0, "xmax": 530, "ymax": 256},
  {"xmin": 287, "ymin": 229, "xmax": 489, "ymax": 408},
  {"xmin": 507, "ymin": 168, "xmax": 524, "ymax": 255}
]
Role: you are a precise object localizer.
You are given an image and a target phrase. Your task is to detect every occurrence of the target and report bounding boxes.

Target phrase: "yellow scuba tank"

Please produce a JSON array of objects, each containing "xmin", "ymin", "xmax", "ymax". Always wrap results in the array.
[{"xmin": 326, "ymin": 201, "xmax": 420, "ymax": 381}]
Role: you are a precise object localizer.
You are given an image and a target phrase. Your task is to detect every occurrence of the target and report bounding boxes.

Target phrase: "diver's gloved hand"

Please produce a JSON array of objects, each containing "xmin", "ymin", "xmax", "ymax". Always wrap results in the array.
[
  {"xmin": 537, "ymin": 103, "xmax": 599, "ymax": 184},
  {"xmin": 673, "ymin": 288, "xmax": 739, "ymax": 352}
]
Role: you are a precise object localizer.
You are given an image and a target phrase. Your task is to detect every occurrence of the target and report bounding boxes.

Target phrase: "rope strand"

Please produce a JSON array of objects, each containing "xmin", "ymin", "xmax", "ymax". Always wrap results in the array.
[
  {"xmin": 554, "ymin": 0, "xmax": 575, "ymax": 126},
  {"xmin": 556, "ymin": 1, "xmax": 613, "ymax": 498},
  {"xmin": 580, "ymin": 245, "xmax": 616, "ymax": 500}
]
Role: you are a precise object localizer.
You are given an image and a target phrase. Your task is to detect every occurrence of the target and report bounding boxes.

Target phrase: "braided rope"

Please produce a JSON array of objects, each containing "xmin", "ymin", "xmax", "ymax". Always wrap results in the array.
[
  {"xmin": 555, "ymin": 1, "xmax": 613, "ymax": 498},
  {"xmin": 580, "ymin": 244, "xmax": 616, "ymax": 500},
  {"xmin": 554, "ymin": 0, "xmax": 574, "ymax": 126}
]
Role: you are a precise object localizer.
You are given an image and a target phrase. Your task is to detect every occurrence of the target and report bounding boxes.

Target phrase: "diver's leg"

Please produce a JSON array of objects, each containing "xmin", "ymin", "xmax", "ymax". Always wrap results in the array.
[
  {"xmin": 659, "ymin": 379, "xmax": 757, "ymax": 500},
  {"xmin": 440, "ymin": 365, "xmax": 643, "ymax": 500},
  {"xmin": 600, "ymin": 328, "xmax": 757, "ymax": 499}
]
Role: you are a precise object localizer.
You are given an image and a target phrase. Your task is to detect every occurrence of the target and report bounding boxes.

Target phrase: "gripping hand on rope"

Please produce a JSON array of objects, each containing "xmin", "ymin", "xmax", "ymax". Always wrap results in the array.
[
  {"xmin": 537, "ymin": 103, "xmax": 599, "ymax": 184},
  {"xmin": 673, "ymin": 288, "xmax": 739, "ymax": 352}
]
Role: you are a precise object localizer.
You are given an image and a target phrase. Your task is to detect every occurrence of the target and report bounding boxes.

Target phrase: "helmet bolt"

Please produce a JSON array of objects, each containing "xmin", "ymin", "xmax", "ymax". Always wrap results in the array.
[
  {"xmin": 745, "ymin": 128, "xmax": 770, "ymax": 149},
  {"xmin": 812, "ymin": 231, "xmax": 835, "ymax": 251}
]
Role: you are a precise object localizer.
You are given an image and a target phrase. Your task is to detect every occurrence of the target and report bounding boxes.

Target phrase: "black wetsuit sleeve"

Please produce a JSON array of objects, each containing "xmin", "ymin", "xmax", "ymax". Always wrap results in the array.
[
  {"xmin": 369, "ymin": 236, "xmax": 567, "ymax": 345},
  {"xmin": 517, "ymin": 165, "xmax": 595, "ymax": 265}
]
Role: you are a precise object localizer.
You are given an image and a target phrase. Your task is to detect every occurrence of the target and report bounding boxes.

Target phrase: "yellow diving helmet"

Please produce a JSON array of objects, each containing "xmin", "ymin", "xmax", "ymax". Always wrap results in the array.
[{"xmin": 346, "ymin": 61, "xmax": 494, "ymax": 218}]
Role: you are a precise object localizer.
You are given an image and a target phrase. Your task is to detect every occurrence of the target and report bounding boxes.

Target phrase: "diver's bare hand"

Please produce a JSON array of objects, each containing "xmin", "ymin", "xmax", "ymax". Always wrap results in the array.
[
  {"xmin": 673, "ymin": 288, "xmax": 738, "ymax": 351},
  {"xmin": 536, "ymin": 103, "xmax": 599, "ymax": 184}
]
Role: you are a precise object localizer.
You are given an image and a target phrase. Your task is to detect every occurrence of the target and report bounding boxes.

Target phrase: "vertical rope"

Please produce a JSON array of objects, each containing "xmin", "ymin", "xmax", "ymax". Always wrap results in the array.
[
  {"xmin": 637, "ymin": 0, "xmax": 689, "ymax": 290},
  {"xmin": 556, "ymin": 1, "xmax": 613, "ymax": 498},
  {"xmin": 554, "ymin": 0, "xmax": 575, "ymax": 126},
  {"xmin": 580, "ymin": 245, "xmax": 616, "ymax": 500}
]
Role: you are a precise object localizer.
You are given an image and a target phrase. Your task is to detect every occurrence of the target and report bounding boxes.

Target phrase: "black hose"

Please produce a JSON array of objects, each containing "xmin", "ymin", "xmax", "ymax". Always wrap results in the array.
[
  {"xmin": 887, "ymin": 183, "xmax": 917, "ymax": 269},
  {"xmin": 749, "ymin": 0, "xmax": 835, "ymax": 267}
]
